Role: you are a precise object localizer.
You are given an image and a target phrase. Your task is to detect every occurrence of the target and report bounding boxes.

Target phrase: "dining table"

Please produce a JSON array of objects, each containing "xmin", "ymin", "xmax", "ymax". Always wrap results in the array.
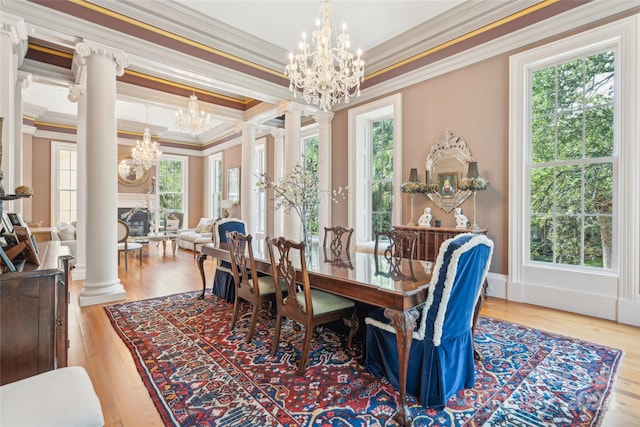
[{"xmin": 197, "ymin": 241, "xmax": 469, "ymax": 426}]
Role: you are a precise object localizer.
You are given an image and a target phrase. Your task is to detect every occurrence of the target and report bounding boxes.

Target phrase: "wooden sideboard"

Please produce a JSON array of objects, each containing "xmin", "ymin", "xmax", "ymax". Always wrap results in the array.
[
  {"xmin": 393, "ymin": 225, "xmax": 487, "ymax": 261},
  {"xmin": 0, "ymin": 242, "xmax": 73, "ymax": 385}
]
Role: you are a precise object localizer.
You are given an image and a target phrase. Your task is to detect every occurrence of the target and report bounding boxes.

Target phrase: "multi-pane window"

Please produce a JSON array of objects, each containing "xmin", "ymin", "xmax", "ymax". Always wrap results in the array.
[
  {"xmin": 254, "ymin": 143, "xmax": 266, "ymax": 233},
  {"xmin": 529, "ymin": 51, "xmax": 615, "ymax": 268},
  {"xmin": 157, "ymin": 157, "xmax": 186, "ymax": 222},
  {"xmin": 211, "ymin": 154, "xmax": 223, "ymax": 219},
  {"xmin": 302, "ymin": 135, "xmax": 319, "ymax": 239},
  {"xmin": 371, "ymin": 117, "xmax": 394, "ymax": 236},
  {"xmin": 57, "ymin": 146, "xmax": 77, "ymax": 224}
]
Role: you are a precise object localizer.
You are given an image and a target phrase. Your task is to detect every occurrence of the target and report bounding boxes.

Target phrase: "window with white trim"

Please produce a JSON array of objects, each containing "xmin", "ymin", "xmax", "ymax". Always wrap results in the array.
[
  {"xmin": 51, "ymin": 142, "xmax": 77, "ymax": 225},
  {"xmin": 209, "ymin": 153, "xmax": 223, "ymax": 220},
  {"xmin": 254, "ymin": 141, "xmax": 266, "ymax": 235},
  {"xmin": 157, "ymin": 155, "xmax": 187, "ymax": 224}
]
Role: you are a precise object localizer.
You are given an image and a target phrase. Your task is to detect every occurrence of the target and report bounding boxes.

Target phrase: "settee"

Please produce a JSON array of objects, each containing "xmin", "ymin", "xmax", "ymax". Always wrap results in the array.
[
  {"xmin": 51, "ymin": 222, "xmax": 77, "ymax": 266},
  {"xmin": 177, "ymin": 217, "xmax": 216, "ymax": 253}
]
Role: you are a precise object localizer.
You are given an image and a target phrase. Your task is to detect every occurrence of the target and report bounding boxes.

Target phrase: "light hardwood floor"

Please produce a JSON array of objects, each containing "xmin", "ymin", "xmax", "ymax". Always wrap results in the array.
[{"xmin": 68, "ymin": 244, "xmax": 639, "ymax": 427}]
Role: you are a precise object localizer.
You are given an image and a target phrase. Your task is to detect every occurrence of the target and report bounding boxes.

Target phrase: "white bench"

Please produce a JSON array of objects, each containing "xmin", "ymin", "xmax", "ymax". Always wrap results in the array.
[{"xmin": 0, "ymin": 367, "xmax": 104, "ymax": 427}]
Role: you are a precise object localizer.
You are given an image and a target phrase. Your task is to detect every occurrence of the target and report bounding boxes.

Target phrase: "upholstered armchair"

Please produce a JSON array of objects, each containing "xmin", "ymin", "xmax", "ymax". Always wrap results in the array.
[
  {"xmin": 211, "ymin": 218, "xmax": 247, "ymax": 302},
  {"xmin": 364, "ymin": 233, "xmax": 493, "ymax": 408}
]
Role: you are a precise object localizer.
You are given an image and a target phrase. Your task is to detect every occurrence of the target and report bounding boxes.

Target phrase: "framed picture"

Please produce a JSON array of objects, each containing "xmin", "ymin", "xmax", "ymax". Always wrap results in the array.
[
  {"xmin": 14, "ymin": 226, "xmax": 40, "ymax": 266},
  {"xmin": 227, "ymin": 167, "xmax": 240, "ymax": 203},
  {"xmin": 2, "ymin": 212, "xmax": 15, "ymax": 234},
  {"xmin": 7, "ymin": 212, "xmax": 26, "ymax": 227},
  {"xmin": 438, "ymin": 172, "xmax": 457, "ymax": 198}
]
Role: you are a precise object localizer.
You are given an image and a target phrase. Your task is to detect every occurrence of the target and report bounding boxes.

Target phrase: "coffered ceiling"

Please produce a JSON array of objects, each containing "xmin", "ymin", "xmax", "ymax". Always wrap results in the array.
[{"xmin": 2, "ymin": 0, "xmax": 598, "ymax": 150}]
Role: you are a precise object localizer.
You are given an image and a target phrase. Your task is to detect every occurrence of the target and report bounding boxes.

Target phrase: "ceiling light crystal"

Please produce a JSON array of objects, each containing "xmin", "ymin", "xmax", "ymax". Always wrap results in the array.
[
  {"xmin": 175, "ymin": 93, "xmax": 212, "ymax": 136},
  {"xmin": 132, "ymin": 128, "xmax": 162, "ymax": 170},
  {"xmin": 285, "ymin": 0, "xmax": 365, "ymax": 112}
]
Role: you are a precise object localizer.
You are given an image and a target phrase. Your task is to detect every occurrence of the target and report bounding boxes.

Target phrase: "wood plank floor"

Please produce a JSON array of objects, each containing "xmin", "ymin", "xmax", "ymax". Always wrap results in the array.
[{"xmin": 68, "ymin": 244, "xmax": 639, "ymax": 427}]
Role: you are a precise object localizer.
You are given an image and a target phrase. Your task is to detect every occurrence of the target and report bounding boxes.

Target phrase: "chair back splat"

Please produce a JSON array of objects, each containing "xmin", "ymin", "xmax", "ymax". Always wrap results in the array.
[
  {"xmin": 323, "ymin": 226, "xmax": 353, "ymax": 252},
  {"xmin": 226, "ymin": 231, "xmax": 276, "ymax": 344},
  {"xmin": 365, "ymin": 233, "xmax": 493, "ymax": 408},
  {"xmin": 266, "ymin": 236, "xmax": 357, "ymax": 376},
  {"xmin": 374, "ymin": 229, "xmax": 418, "ymax": 259}
]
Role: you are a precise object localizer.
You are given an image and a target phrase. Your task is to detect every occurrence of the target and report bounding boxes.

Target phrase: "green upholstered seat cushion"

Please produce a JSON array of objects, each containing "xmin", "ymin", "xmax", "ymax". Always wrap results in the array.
[
  {"xmin": 256, "ymin": 275, "xmax": 276, "ymax": 295},
  {"xmin": 286, "ymin": 289, "xmax": 354, "ymax": 314}
]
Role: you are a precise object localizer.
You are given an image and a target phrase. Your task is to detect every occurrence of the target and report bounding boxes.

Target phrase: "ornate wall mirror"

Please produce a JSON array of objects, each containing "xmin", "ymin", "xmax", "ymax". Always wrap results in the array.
[
  {"xmin": 118, "ymin": 154, "xmax": 150, "ymax": 186},
  {"xmin": 425, "ymin": 131, "xmax": 473, "ymax": 213}
]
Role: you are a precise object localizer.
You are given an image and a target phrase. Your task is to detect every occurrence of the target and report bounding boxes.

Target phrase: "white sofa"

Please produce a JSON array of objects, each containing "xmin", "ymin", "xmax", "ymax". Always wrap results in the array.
[
  {"xmin": 51, "ymin": 222, "xmax": 77, "ymax": 266},
  {"xmin": 0, "ymin": 366, "xmax": 104, "ymax": 427},
  {"xmin": 177, "ymin": 217, "xmax": 216, "ymax": 254}
]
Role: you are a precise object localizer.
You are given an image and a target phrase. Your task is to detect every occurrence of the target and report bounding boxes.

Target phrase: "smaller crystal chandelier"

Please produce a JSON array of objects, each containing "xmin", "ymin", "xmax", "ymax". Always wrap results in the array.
[
  {"xmin": 285, "ymin": 0, "xmax": 365, "ymax": 112},
  {"xmin": 175, "ymin": 93, "xmax": 212, "ymax": 136},
  {"xmin": 132, "ymin": 127, "xmax": 162, "ymax": 170}
]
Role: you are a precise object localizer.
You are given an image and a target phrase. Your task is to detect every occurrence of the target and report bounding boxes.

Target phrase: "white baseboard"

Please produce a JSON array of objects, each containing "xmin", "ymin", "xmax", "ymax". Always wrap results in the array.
[{"xmin": 486, "ymin": 272, "xmax": 507, "ymax": 299}]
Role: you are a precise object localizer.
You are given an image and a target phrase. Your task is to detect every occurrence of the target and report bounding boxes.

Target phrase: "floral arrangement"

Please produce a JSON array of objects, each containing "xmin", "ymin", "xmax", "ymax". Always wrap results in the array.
[
  {"xmin": 400, "ymin": 181, "xmax": 429, "ymax": 194},
  {"xmin": 458, "ymin": 176, "xmax": 489, "ymax": 191},
  {"xmin": 256, "ymin": 163, "xmax": 348, "ymax": 244}
]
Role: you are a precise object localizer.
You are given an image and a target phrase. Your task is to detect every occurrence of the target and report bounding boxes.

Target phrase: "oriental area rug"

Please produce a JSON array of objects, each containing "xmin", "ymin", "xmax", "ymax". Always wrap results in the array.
[{"xmin": 104, "ymin": 291, "xmax": 622, "ymax": 427}]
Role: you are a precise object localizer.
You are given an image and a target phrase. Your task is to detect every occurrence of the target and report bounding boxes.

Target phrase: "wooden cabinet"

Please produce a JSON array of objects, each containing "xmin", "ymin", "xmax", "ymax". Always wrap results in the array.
[
  {"xmin": 393, "ymin": 225, "xmax": 487, "ymax": 261},
  {"xmin": 0, "ymin": 242, "xmax": 72, "ymax": 385}
]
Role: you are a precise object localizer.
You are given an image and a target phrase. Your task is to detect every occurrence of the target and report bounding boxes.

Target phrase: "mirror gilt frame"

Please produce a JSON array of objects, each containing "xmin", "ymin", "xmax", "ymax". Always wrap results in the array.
[
  {"xmin": 118, "ymin": 154, "xmax": 150, "ymax": 186},
  {"xmin": 425, "ymin": 131, "xmax": 473, "ymax": 213}
]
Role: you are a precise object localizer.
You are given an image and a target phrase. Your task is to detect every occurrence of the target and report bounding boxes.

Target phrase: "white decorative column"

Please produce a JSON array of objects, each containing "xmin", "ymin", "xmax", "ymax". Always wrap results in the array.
[
  {"xmin": 237, "ymin": 122, "xmax": 257, "ymax": 228},
  {"xmin": 0, "ymin": 13, "xmax": 27, "ymax": 196},
  {"xmin": 13, "ymin": 71, "xmax": 31, "ymax": 215},
  {"xmin": 68, "ymin": 84, "xmax": 87, "ymax": 280},
  {"xmin": 277, "ymin": 102, "xmax": 305, "ymax": 241},
  {"xmin": 74, "ymin": 40, "xmax": 128, "ymax": 306},
  {"xmin": 314, "ymin": 111, "xmax": 334, "ymax": 234},
  {"xmin": 270, "ymin": 128, "xmax": 285, "ymax": 238}
]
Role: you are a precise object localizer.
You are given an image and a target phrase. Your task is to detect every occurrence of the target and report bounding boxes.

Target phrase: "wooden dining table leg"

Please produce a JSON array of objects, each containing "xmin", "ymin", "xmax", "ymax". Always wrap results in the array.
[
  {"xmin": 197, "ymin": 251, "xmax": 208, "ymax": 299},
  {"xmin": 383, "ymin": 307, "xmax": 420, "ymax": 427}
]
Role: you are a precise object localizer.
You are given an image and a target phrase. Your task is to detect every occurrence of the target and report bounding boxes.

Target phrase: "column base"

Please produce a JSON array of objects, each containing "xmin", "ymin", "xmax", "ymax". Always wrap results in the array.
[
  {"xmin": 71, "ymin": 264, "xmax": 86, "ymax": 281},
  {"xmin": 78, "ymin": 279, "xmax": 126, "ymax": 307}
]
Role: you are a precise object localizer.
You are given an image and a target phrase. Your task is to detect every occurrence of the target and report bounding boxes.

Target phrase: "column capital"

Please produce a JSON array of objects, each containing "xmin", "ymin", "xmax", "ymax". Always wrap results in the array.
[
  {"xmin": 234, "ymin": 121, "xmax": 259, "ymax": 135},
  {"xmin": 68, "ymin": 84, "xmax": 86, "ymax": 103},
  {"xmin": 1, "ymin": 13, "xmax": 28, "ymax": 62},
  {"xmin": 277, "ymin": 101, "xmax": 307, "ymax": 117},
  {"xmin": 16, "ymin": 71, "xmax": 32, "ymax": 90},
  {"xmin": 270, "ymin": 128, "xmax": 285, "ymax": 140},
  {"xmin": 313, "ymin": 111, "xmax": 335, "ymax": 125},
  {"xmin": 74, "ymin": 40, "xmax": 129, "ymax": 76}
]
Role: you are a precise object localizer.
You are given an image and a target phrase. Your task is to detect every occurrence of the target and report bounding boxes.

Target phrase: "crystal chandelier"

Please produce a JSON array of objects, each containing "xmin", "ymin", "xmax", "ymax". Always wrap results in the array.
[
  {"xmin": 175, "ymin": 93, "xmax": 212, "ymax": 136},
  {"xmin": 132, "ymin": 128, "xmax": 162, "ymax": 170},
  {"xmin": 285, "ymin": 0, "xmax": 365, "ymax": 112}
]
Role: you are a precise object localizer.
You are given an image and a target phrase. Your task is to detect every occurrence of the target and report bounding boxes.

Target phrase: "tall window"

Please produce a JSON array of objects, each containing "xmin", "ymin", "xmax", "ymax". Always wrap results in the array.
[
  {"xmin": 209, "ymin": 153, "xmax": 223, "ymax": 219},
  {"xmin": 254, "ymin": 142, "xmax": 266, "ymax": 235},
  {"xmin": 348, "ymin": 94, "xmax": 402, "ymax": 245},
  {"xmin": 371, "ymin": 118, "xmax": 394, "ymax": 236},
  {"xmin": 302, "ymin": 134, "xmax": 319, "ymax": 239},
  {"xmin": 509, "ymin": 17, "xmax": 638, "ymax": 322},
  {"xmin": 157, "ymin": 155, "xmax": 187, "ymax": 220},
  {"xmin": 51, "ymin": 142, "xmax": 77, "ymax": 224},
  {"xmin": 529, "ymin": 51, "xmax": 614, "ymax": 269}
]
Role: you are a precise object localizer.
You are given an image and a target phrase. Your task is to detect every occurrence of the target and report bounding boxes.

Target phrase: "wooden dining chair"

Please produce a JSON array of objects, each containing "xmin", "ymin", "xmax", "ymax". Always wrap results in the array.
[
  {"xmin": 117, "ymin": 219, "xmax": 143, "ymax": 269},
  {"xmin": 374, "ymin": 229, "xmax": 419, "ymax": 260},
  {"xmin": 323, "ymin": 225, "xmax": 353, "ymax": 252},
  {"xmin": 266, "ymin": 236, "xmax": 358, "ymax": 376},
  {"xmin": 226, "ymin": 231, "xmax": 277, "ymax": 344}
]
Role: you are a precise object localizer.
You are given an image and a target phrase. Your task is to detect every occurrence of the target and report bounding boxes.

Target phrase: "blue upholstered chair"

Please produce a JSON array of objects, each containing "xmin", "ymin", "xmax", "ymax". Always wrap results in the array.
[
  {"xmin": 211, "ymin": 218, "xmax": 247, "ymax": 302},
  {"xmin": 364, "ymin": 233, "xmax": 493, "ymax": 408}
]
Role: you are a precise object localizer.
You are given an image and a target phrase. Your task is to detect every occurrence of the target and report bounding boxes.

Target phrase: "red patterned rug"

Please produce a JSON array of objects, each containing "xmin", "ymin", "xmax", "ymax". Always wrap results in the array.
[{"xmin": 104, "ymin": 291, "xmax": 622, "ymax": 426}]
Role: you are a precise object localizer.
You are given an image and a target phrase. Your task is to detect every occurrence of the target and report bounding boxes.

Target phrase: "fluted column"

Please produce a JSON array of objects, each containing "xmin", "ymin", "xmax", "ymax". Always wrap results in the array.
[
  {"xmin": 237, "ymin": 122, "xmax": 257, "ymax": 230},
  {"xmin": 270, "ymin": 128, "xmax": 285, "ymax": 238},
  {"xmin": 68, "ymin": 84, "xmax": 87, "ymax": 280},
  {"xmin": 74, "ymin": 40, "xmax": 128, "ymax": 306},
  {"xmin": 13, "ymin": 71, "xmax": 31, "ymax": 216},
  {"xmin": 277, "ymin": 102, "xmax": 305, "ymax": 241},
  {"xmin": 314, "ymin": 111, "xmax": 334, "ymax": 234},
  {"xmin": 0, "ymin": 13, "xmax": 27, "ymax": 196}
]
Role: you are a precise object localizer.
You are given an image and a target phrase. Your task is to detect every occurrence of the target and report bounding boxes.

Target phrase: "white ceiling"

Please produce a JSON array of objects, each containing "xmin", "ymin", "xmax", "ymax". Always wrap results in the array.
[
  {"xmin": 21, "ymin": 0, "xmax": 465, "ymax": 139},
  {"xmin": 182, "ymin": 0, "xmax": 465, "ymax": 53}
]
